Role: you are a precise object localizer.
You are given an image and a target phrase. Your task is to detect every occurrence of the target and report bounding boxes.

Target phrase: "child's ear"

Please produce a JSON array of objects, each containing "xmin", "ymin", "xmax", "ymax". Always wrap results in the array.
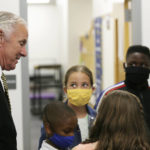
[
  {"xmin": 44, "ymin": 122, "xmax": 52, "ymax": 136},
  {"xmin": 123, "ymin": 62, "xmax": 126, "ymax": 71},
  {"xmin": 63, "ymin": 86, "xmax": 67, "ymax": 94}
]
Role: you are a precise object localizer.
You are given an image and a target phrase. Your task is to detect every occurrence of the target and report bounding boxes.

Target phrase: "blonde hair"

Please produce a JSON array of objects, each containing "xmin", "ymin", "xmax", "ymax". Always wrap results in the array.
[{"xmin": 64, "ymin": 65, "xmax": 93, "ymax": 87}]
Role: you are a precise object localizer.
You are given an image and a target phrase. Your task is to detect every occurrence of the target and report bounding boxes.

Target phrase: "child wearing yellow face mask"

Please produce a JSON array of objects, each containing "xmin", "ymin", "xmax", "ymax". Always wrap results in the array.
[
  {"xmin": 64, "ymin": 65, "xmax": 94, "ymax": 107},
  {"xmin": 38, "ymin": 65, "xmax": 97, "ymax": 150},
  {"xmin": 64, "ymin": 65, "xmax": 97, "ymax": 147}
]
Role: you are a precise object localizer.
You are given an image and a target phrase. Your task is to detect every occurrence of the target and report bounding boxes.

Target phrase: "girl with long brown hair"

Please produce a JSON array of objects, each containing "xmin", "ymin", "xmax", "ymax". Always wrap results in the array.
[{"xmin": 73, "ymin": 90, "xmax": 150, "ymax": 150}]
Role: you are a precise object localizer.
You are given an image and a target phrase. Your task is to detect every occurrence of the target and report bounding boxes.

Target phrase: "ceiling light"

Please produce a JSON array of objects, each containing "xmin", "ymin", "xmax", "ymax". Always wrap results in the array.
[
  {"xmin": 113, "ymin": 0, "xmax": 124, "ymax": 3},
  {"xmin": 27, "ymin": 0, "xmax": 50, "ymax": 4}
]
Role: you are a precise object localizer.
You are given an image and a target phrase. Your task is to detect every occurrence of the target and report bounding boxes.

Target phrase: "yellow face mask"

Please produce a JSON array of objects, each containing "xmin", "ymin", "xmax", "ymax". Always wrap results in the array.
[{"xmin": 67, "ymin": 89, "xmax": 92, "ymax": 106}]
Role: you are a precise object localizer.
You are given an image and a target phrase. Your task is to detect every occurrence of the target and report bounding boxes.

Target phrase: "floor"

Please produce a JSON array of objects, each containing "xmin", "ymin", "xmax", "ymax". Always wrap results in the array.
[{"xmin": 30, "ymin": 112, "xmax": 42, "ymax": 150}]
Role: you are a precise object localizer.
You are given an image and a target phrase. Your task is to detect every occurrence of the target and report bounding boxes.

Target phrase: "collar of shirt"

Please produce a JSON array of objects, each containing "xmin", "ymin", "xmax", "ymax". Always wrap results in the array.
[
  {"xmin": 0, "ymin": 66, "xmax": 2, "ymax": 77},
  {"xmin": 0, "ymin": 67, "xmax": 4, "ymax": 91},
  {"xmin": 40, "ymin": 140, "xmax": 58, "ymax": 150}
]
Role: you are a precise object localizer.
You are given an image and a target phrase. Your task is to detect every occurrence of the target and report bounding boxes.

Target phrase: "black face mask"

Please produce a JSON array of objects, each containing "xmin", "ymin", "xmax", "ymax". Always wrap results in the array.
[{"xmin": 125, "ymin": 66, "xmax": 150, "ymax": 85}]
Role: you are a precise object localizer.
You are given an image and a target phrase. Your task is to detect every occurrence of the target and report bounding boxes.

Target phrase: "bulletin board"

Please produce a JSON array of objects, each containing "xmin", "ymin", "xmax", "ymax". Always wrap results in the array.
[
  {"xmin": 94, "ymin": 17, "xmax": 102, "ymax": 98},
  {"xmin": 79, "ymin": 17, "xmax": 103, "ymax": 100},
  {"xmin": 80, "ymin": 24, "xmax": 95, "ymax": 81}
]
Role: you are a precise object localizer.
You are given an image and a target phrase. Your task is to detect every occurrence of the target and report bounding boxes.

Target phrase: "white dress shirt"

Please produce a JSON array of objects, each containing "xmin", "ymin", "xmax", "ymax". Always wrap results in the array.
[{"xmin": 0, "ymin": 67, "xmax": 4, "ymax": 91}]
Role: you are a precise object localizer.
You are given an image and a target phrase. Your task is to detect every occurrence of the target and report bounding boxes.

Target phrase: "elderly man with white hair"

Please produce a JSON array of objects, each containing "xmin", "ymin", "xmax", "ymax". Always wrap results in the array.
[{"xmin": 0, "ymin": 11, "xmax": 28, "ymax": 150}]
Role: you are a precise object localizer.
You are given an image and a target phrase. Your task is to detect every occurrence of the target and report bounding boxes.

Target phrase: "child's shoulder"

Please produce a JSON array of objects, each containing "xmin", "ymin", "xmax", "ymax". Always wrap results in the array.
[
  {"xmin": 72, "ymin": 142, "xmax": 98, "ymax": 150},
  {"xmin": 86, "ymin": 104, "xmax": 97, "ymax": 117}
]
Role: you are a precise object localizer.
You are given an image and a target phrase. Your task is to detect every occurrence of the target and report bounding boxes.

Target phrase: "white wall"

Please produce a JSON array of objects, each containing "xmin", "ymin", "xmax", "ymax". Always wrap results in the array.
[
  {"xmin": 28, "ymin": 0, "xmax": 93, "ymax": 75},
  {"xmin": 93, "ymin": 0, "xmax": 114, "ymax": 17},
  {"xmin": 57, "ymin": 0, "xmax": 69, "ymax": 73},
  {"xmin": 141, "ymin": 0, "xmax": 150, "ymax": 83},
  {"xmin": 102, "ymin": 16, "xmax": 115, "ymax": 89},
  {"xmin": 67, "ymin": 0, "xmax": 93, "ymax": 70},
  {"xmin": 28, "ymin": 4, "xmax": 62, "ymax": 75},
  {"xmin": 0, "ymin": 0, "xmax": 19, "ymax": 14},
  {"xmin": 93, "ymin": 0, "xmax": 116, "ymax": 89},
  {"xmin": 141, "ymin": 0, "xmax": 150, "ymax": 48}
]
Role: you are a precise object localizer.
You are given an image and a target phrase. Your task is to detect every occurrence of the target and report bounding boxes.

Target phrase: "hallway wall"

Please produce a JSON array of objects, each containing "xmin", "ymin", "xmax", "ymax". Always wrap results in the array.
[
  {"xmin": 141, "ymin": 0, "xmax": 150, "ymax": 83},
  {"xmin": 92, "ymin": 0, "xmax": 116, "ymax": 89},
  {"xmin": 28, "ymin": 4, "xmax": 62, "ymax": 75},
  {"xmin": 28, "ymin": 0, "xmax": 93, "ymax": 76}
]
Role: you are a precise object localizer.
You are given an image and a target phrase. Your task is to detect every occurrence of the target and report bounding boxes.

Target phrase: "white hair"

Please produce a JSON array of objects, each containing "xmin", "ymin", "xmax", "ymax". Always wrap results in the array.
[{"xmin": 0, "ymin": 11, "xmax": 27, "ymax": 39}]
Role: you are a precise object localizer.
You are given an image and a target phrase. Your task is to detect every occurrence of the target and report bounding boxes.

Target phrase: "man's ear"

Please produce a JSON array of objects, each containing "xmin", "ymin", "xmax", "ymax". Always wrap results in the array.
[
  {"xmin": 0, "ymin": 29, "xmax": 4, "ymax": 48},
  {"xmin": 0, "ymin": 30, "xmax": 5, "ymax": 44}
]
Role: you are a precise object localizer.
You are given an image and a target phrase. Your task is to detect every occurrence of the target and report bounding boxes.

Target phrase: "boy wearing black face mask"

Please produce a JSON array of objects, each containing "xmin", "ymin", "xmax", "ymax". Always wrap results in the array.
[
  {"xmin": 94, "ymin": 45, "xmax": 150, "ymax": 129},
  {"xmin": 40, "ymin": 101, "xmax": 77, "ymax": 150}
]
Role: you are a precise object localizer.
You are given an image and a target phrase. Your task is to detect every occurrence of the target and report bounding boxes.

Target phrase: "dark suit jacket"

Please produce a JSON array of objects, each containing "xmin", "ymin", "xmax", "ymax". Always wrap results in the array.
[{"xmin": 0, "ymin": 81, "xmax": 17, "ymax": 150}]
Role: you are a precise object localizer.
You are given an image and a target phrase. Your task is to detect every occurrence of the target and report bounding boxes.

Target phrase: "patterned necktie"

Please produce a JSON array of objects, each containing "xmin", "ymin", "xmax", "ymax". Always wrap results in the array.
[{"xmin": 1, "ymin": 72, "xmax": 11, "ymax": 112}]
